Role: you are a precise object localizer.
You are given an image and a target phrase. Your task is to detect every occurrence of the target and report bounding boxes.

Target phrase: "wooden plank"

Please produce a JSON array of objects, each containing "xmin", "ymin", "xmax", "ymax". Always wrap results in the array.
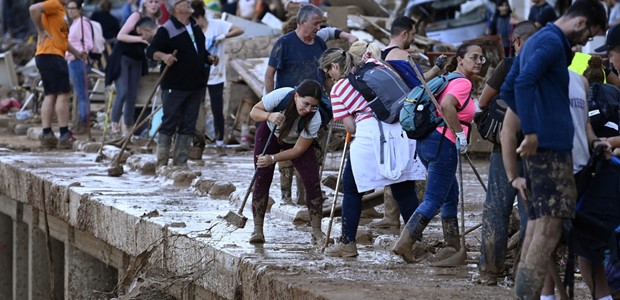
[{"xmin": 329, "ymin": 0, "xmax": 391, "ymax": 17}]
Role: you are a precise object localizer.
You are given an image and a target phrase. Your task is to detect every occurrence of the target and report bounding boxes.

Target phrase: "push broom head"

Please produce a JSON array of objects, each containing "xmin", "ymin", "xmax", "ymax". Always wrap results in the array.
[{"xmin": 224, "ymin": 210, "xmax": 248, "ymax": 228}]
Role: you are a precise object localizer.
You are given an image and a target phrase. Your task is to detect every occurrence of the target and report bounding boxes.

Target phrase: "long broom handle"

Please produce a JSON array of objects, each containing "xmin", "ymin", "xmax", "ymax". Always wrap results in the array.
[
  {"xmin": 110, "ymin": 51, "xmax": 176, "ymax": 166},
  {"xmin": 237, "ymin": 125, "xmax": 278, "ymax": 215},
  {"xmin": 324, "ymin": 132, "xmax": 352, "ymax": 249}
]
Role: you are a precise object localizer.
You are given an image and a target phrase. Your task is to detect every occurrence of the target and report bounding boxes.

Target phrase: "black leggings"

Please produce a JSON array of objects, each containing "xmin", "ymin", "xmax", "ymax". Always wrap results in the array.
[{"xmin": 208, "ymin": 83, "xmax": 224, "ymax": 141}]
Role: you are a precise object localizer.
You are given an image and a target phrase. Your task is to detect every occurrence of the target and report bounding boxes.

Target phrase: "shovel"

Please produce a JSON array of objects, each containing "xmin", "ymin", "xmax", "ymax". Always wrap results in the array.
[
  {"xmin": 107, "ymin": 51, "xmax": 175, "ymax": 177},
  {"xmin": 95, "ymin": 86, "xmax": 116, "ymax": 162},
  {"xmin": 223, "ymin": 125, "xmax": 277, "ymax": 228},
  {"xmin": 323, "ymin": 132, "xmax": 352, "ymax": 250}
]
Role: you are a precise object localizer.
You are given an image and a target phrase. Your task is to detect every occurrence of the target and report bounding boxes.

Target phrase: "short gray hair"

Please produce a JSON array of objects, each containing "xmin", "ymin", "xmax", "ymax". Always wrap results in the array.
[
  {"xmin": 165, "ymin": 0, "xmax": 177, "ymax": 15},
  {"xmin": 296, "ymin": 4, "xmax": 323, "ymax": 25}
]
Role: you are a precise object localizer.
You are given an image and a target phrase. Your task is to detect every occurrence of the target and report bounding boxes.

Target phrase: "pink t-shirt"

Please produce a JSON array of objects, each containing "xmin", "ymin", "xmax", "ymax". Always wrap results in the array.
[{"xmin": 435, "ymin": 77, "xmax": 475, "ymax": 144}]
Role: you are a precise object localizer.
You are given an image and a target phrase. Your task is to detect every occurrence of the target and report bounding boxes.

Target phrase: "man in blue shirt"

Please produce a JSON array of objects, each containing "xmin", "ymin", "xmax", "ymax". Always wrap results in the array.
[
  {"xmin": 528, "ymin": 0, "xmax": 557, "ymax": 29},
  {"xmin": 500, "ymin": 1, "xmax": 606, "ymax": 298}
]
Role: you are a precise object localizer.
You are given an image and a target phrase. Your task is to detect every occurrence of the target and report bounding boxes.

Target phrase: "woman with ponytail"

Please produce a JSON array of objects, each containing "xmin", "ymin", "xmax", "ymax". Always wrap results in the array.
[
  {"xmin": 318, "ymin": 48, "xmax": 424, "ymax": 258},
  {"xmin": 392, "ymin": 43, "xmax": 483, "ymax": 263}
]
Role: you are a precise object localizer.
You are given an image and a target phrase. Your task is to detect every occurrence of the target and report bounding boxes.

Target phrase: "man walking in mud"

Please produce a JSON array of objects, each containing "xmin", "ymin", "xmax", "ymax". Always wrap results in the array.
[
  {"xmin": 30, "ymin": 0, "xmax": 87, "ymax": 149},
  {"xmin": 500, "ymin": 0, "xmax": 606, "ymax": 298}
]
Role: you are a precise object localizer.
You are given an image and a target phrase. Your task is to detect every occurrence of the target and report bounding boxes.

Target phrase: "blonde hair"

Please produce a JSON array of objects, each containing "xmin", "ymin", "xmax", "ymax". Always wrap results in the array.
[
  {"xmin": 318, "ymin": 48, "xmax": 361, "ymax": 80},
  {"xmin": 348, "ymin": 41, "xmax": 381, "ymax": 60}
]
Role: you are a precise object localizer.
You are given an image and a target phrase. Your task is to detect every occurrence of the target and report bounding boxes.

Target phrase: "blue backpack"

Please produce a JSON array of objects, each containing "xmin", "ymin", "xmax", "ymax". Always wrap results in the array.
[{"xmin": 399, "ymin": 72, "xmax": 467, "ymax": 139}]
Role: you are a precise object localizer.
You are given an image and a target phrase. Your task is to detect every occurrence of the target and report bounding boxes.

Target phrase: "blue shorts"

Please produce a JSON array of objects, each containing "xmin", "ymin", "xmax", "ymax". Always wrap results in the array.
[{"xmin": 35, "ymin": 54, "xmax": 71, "ymax": 95}]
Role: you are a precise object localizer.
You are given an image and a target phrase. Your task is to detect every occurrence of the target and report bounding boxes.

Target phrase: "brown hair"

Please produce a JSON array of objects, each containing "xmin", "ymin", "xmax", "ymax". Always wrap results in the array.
[
  {"xmin": 583, "ymin": 55, "xmax": 605, "ymax": 84},
  {"xmin": 445, "ymin": 43, "xmax": 481, "ymax": 72},
  {"xmin": 277, "ymin": 79, "xmax": 322, "ymax": 144}
]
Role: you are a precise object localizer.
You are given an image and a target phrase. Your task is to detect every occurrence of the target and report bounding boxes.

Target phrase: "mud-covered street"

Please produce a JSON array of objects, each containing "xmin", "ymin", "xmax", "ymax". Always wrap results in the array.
[{"xmin": 0, "ymin": 122, "xmax": 594, "ymax": 299}]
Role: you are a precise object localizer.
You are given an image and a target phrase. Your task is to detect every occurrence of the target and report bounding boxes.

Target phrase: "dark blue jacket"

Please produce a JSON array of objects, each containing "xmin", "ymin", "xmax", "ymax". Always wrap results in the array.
[
  {"xmin": 146, "ymin": 16, "xmax": 212, "ymax": 90},
  {"xmin": 500, "ymin": 23, "xmax": 573, "ymax": 151}
]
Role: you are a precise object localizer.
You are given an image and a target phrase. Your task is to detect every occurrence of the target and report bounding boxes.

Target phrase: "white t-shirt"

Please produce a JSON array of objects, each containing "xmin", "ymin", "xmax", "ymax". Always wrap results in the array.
[
  {"xmin": 204, "ymin": 19, "xmax": 233, "ymax": 85},
  {"xmin": 262, "ymin": 87, "xmax": 321, "ymax": 144},
  {"xmin": 237, "ymin": 0, "xmax": 256, "ymax": 19}
]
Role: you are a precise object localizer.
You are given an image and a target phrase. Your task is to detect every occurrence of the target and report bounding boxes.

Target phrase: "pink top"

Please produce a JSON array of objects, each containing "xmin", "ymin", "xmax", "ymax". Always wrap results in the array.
[
  {"xmin": 65, "ymin": 17, "xmax": 93, "ymax": 61},
  {"xmin": 435, "ymin": 76, "xmax": 475, "ymax": 144}
]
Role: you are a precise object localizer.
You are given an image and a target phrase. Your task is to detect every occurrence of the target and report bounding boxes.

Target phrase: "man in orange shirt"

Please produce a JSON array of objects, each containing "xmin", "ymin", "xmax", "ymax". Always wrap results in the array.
[{"xmin": 30, "ymin": 0, "xmax": 87, "ymax": 149}]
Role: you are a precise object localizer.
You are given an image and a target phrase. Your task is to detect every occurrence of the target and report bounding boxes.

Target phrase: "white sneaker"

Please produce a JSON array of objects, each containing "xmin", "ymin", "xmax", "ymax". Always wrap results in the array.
[{"xmin": 324, "ymin": 238, "xmax": 358, "ymax": 257}]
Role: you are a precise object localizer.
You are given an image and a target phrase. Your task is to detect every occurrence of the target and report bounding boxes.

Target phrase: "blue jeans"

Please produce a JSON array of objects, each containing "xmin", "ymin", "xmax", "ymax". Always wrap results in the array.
[
  {"xmin": 207, "ymin": 83, "xmax": 224, "ymax": 141},
  {"xmin": 479, "ymin": 151, "xmax": 528, "ymax": 277},
  {"xmin": 408, "ymin": 130, "xmax": 459, "ymax": 227},
  {"xmin": 68, "ymin": 59, "xmax": 90, "ymax": 124},
  {"xmin": 341, "ymin": 157, "xmax": 418, "ymax": 243},
  {"xmin": 111, "ymin": 55, "xmax": 141, "ymax": 126}
]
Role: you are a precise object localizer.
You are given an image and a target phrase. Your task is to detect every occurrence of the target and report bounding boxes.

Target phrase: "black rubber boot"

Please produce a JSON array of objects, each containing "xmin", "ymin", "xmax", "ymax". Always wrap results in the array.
[
  {"xmin": 156, "ymin": 133, "xmax": 172, "ymax": 166},
  {"xmin": 441, "ymin": 217, "xmax": 461, "ymax": 251},
  {"xmin": 172, "ymin": 134, "xmax": 192, "ymax": 166}
]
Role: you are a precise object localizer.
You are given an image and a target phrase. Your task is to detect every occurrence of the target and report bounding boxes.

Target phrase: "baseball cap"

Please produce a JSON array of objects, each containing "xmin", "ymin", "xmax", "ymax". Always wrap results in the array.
[{"xmin": 595, "ymin": 24, "xmax": 620, "ymax": 52}]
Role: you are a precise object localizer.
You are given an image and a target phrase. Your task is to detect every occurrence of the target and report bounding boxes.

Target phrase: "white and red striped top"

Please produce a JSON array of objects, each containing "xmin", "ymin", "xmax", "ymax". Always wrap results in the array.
[{"xmin": 330, "ymin": 59, "xmax": 389, "ymax": 123}]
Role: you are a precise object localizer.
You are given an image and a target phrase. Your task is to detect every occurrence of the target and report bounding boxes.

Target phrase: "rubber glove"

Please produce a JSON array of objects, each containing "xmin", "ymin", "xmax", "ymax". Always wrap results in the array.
[{"xmin": 456, "ymin": 131, "xmax": 467, "ymax": 154}]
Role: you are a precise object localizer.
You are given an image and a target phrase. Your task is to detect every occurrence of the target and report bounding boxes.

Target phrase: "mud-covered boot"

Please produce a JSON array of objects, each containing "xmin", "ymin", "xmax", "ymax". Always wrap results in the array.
[
  {"xmin": 434, "ymin": 217, "xmax": 461, "ymax": 260},
  {"xmin": 188, "ymin": 134, "xmax": 205, "ymax": 160},
  {"xmin": 295, "ymin": 172, "xmax": 306, "ymax": 206},
  {"xmin": 249, "ymin": 216, "xmax": 265, "ymax": 244},
  {"xmin": 156, "ymin": 133, "xmax": 172, "ymax": 166},
  {"xmin": 172, "ymin": 134, "xmax": 192, "ymax": 166},
  {"xmin": 514, "ymin": 263, "xmax": 546, "ymax": 300},
  {"xmin": 279, "ymin": 161, "xmax": 294, "ymax": 204},
  {"xmin": 310, "ymin": 213, "xmax": 326, "ymax": 246},
  {"xmin": 369, "ymin": 188, "xmax": 400, "ymax": 228},
  {"xmin": 392, "ymin": 213, "xmax": 430, "ymax": 263}
]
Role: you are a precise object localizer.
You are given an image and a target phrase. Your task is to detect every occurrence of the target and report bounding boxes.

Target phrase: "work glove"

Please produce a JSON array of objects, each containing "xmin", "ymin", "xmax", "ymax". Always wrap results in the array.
[
  {"xmin": 456, "ymin": 131, "xmax": 467, "ymax": 154},
  {"xmin": 435, "ymin": 54, "xmax": 448, "ymax": 69}
]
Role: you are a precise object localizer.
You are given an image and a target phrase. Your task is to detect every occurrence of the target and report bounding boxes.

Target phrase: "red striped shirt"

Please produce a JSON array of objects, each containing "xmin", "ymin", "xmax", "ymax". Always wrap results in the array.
[{"xmin": 330, "ymin": 78, "xmax": 374, "ymax": 123}]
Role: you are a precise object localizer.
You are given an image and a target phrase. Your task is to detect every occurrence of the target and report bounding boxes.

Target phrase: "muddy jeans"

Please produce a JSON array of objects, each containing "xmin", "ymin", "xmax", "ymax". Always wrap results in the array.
[
  {"xmin": 409, "ymin": 130, "xmax": 459, "ymax": 222},
  {"xmin": 340, "ymin": 157, "xmax": 418, "ymax": 243},
  {"xmin": 251, "ymin": 122, "xmax": 322, "ymax": 219},
  {"xmin": 479, "ymin": 151, "xmax": 528, "ymax": 277}
]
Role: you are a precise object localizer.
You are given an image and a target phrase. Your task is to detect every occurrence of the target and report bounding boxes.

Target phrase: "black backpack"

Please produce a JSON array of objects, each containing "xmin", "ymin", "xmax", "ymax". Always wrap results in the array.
[
  {"xmin": 588, "ymin": 82, "xmax": 620, "ymax": 138},
  {"xmin": 474, "ymin": 96, "xmax": 508, "ymax": 145},
  {"xmin": 474, "ymin": 57, "xmax": 514, "ymax": 145}
]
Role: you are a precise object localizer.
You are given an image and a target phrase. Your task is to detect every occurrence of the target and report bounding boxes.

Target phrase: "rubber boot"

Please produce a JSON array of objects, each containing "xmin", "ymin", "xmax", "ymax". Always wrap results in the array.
[
  {"xmin": 434, "ymin": 217, "xmax": 461, "ymax": 260},
  {"xmin": 392, "ymin": 213, "xmax": 431, "ymax": 263},
  {"xmin": 279, "ymin": 161, "xmax": 294, "ymax": 204},
  {"xmin": 249, "ymin": 216, "xmax": 265, "ymax": 244},
  {"xmin": 188, "ymin": 133, "xmax": 205, "ymax": 160},
  {"xmin": 514, "ymin": 263, "xmax": 546, "ymax": 300},
  {"xmin": 295, "ymin": 171, "xmax": 306, "ymax": 206},
  {"xmin": 310, "ymin": 213, "xmax": 326, "ymax": 246},
  {"xmin": 172, "ymin": 134, "xmax": 192, "ymax": 166},
  {"xmin": 368, "ymin": 187, "xmax": 400, "ymax": 228},
  {"xmin": 156, "ymin": 133, "xmax": 172, "ymax": 166}
]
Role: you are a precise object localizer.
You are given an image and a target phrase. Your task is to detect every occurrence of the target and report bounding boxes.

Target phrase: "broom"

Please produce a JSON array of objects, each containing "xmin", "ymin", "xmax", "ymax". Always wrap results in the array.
[{"xmin": 224, "ymin": 125, "xmax": 277, "ymax": 228}]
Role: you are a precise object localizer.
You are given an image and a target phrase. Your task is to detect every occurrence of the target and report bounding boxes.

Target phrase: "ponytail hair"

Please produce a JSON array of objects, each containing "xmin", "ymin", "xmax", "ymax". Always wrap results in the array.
[
  {"xmin": 318, "ymin": 48, "xmax": 361, "ymax": 80},
  {"xmin": 445, "ymin": 43, "xmax": 481, "ymax": 72},
  {"xmin": 583, "ymin": 55, "xmax": 605, "ymax": 84}
]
